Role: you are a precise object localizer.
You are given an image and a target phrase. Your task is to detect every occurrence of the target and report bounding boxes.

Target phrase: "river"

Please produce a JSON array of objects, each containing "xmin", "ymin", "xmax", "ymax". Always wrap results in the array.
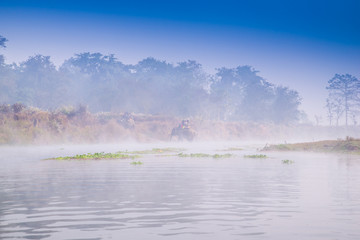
[{"xmin": 0, "ymin": 142, "xmax": 359, "ymax": 239}]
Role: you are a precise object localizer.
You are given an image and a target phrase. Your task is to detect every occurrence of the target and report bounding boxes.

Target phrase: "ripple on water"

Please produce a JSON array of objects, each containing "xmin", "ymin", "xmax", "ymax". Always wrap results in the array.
[{"xmin": 0, "ymin": 146, "xmax": 360, "ymax": 239}]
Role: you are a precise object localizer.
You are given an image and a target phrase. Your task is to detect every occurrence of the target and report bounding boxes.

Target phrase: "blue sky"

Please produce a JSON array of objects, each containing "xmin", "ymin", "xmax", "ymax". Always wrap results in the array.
[{"xmin": 0, "ymin": 0, "xmax": 359, "ymax": 122}]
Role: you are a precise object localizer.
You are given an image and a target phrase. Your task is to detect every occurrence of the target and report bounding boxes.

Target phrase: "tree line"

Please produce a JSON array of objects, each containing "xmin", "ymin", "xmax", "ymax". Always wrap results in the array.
[{"xmin": 0, "ymin": 35, "xmax": 302, "ymax": 123}]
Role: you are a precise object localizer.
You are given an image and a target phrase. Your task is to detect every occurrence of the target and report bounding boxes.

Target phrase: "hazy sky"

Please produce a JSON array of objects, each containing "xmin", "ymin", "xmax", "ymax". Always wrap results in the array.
[{"xmin": 1, "ymin": 0, "xmax": 359, "ymax": 122}]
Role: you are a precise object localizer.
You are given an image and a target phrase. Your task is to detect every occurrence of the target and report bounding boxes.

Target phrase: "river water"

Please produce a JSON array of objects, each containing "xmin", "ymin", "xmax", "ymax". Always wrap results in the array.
[{"xmin": 0, "ymin": 142, "xmax": 359, "ymax": 240}]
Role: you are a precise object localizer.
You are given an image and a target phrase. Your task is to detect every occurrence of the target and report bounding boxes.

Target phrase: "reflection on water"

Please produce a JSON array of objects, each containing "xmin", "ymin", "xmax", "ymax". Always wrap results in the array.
[{"xmin": 0, "ymin": 144, "xmax": 360, "ymax": 239}]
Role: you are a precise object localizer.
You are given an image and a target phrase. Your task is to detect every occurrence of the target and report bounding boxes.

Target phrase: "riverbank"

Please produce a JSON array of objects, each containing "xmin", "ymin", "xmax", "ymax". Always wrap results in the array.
[
  {"xmin": 1, "ymin": 104, "xmax": 359, "ymax": 145},
  {"xmin": 262, "ymin": 137, "xmax": 360, "ymax": 154}
]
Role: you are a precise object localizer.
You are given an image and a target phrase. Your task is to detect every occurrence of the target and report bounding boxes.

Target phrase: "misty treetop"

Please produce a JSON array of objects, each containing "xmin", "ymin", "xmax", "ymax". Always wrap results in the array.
[
  {"xmin": 0, "ymin": 52, "xmax": 302, "ymax": 123},
  {"xmin": 326, "ymin": 74, "xmax": 360, "ymax": 126},
  {"xmin": 211, "ymin": 66, "xmax": 301, "ymax": 122}
]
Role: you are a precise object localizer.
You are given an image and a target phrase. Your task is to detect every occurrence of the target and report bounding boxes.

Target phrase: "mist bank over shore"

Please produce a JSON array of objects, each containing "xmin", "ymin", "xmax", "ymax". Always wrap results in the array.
[
  {"xmin": 0, "ymin": 53, "xmax": 302, "ymax": 124},
  {"xmin": 0, "ymin": 104, "xmax": 357, "ymax": 145}
]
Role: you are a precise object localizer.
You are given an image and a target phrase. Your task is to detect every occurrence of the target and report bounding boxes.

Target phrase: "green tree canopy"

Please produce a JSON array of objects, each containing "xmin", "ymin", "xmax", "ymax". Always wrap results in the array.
[{"xmin": 0, "ymin": 51, "xmax": 303, "ymax": 123}]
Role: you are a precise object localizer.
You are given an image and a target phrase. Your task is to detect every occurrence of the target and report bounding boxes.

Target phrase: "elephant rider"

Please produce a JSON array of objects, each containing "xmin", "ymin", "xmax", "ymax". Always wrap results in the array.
[{"xmin": 181, "ymin": 119, "xmax": 190, "ymax": 129}]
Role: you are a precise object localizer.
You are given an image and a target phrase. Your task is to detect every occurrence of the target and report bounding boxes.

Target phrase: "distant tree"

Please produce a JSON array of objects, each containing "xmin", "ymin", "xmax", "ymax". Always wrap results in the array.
[
  {"xmin": 211, "ymin": 66, "xmax": 302, "ymax": 123},
  {"xmin": 271, "ymin": 86, "xmax": 301, "ymax": 124},
  {"xmin": 17, "ymin": 55, "xmax": 63, "ymax": 108},
  {"xmin": 325, "ymin": 98, "xmax": 334, "ymax": 126},
  {"xmin": 235, "ymin": 67, "xmax": 275, "ymax": 122},
  {"xmin": 60, "ymin": 54, "xmax": 210, "ymax": 115},
  {"xmin": 314, "ymin": 115, "xmax": 322, "ymax": 126},
  {"xmin": 326, "ymin": 95, "xmax": 344, "ymax": 126},
  {"xmin": 351, "ymin": 112, "xmax": 358, "ymax": 126},
  {"xmin": 326, "ymin": 74, "xmax": 360, "ymax": 126},
  {"xmin": 210, "ymin": 67, "xmax": 247, "ymax": 120},
  {"xmin": 0, "ymin": 58, "xmax": 17, "ymax": 104},
  {"xmin": 0, "ymin": 35, "xmax": 18, "ymax": 104},
  {"xmin": 60, "ymin": 52, "xmax": 129, "ymax": 112},
  {"xmin": 133, "ymin": 58, "xmax": 209, "ymax": 116},
  {"xmin": 0, "ymin": 35, "xmax": 7, "ymax": 48},
  {"xmin": 0, "ymin": 45, "xmax": 302, "ymax": 121},
  {"xmin": 61, "ymin": 52, "xmax": 123, "ymax": 76}
]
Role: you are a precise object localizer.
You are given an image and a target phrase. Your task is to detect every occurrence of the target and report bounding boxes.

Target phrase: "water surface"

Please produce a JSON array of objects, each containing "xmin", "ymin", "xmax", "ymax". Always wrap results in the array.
[{"xmin": 1, "ymin": 143, "xmax": 359, "ymax": 239}]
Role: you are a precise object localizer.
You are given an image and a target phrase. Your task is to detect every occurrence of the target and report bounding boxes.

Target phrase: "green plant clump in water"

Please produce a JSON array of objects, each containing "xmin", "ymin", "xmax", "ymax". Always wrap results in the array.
[
  {"xmin": 131, "ymin": 161, "xmax": 143, "ymax": 165},
  {"xmin": 178, "ymin": 153, "xmax": 211, "ymax": 158},
  {"xmin": 213, "ymin": 153, "xmax": 233, "ymax": 158},
  {"xmin": 121, "ymin": 148, "xmax": 185, "ymax": 154},
  {"xmin": 53, "ymin": 152, "xmax": 139, "ymax": 160},
  {"xmin": 222, "ymin": 147, "xmax": 243, "ymax": 151},
  {"xmin": 244, "ymin": 154, "xmax": 267, "ymax": 158},
  {"xmin": 282, "ymin": 159, "xmax": 294, "ymax": 164},
  {"xmin": 178, "ymin": 153, "xmax": 233, "ymax": 158}
]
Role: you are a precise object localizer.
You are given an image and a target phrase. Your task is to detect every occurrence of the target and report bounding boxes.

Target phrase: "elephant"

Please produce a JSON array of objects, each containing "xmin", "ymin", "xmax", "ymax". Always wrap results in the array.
[{"xmin": 170, "ymin": 120, "xmax": 196, "ymax": 141}]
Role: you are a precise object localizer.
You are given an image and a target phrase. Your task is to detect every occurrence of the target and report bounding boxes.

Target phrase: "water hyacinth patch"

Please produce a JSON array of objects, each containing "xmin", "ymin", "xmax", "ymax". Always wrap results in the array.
[
  {"xmin": 178, "ymin": 153, "xmax": 233, "ymax": 158},
  {"xmin": 178, "ymin": 153, "xmax": 212, "ymax": 158},
  {"xmin": 244, "ymin": 154, "xmax": 267, "ymax": 158},
  {"xmin": 213, "ymin": 153, "xmax": 233, "ymax": 158},
  {"xmin": 125, "ymin": 148, "xmax": 185, "ymax": 154},
  {"xmin": 282, "ymin": 159, "xmax": 294, "ymax": 164},
  {"xmin": 131, "ymin": 161, "xmax": 143, "ymax": 165},
  {"xmin": 52, "ymin": 152, "xmax": 139, "ymax": 160},
  {"xmin": 221, "ymin": 147, "xmax": 243, "ymax": 151}
]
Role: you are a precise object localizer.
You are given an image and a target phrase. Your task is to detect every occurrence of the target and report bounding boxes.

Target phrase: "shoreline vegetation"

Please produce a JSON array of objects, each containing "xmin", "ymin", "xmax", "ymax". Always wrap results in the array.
[
  {"xmin": 50, "ymin": 148, "xmax": 233, "ymax": 160},
  {"xmin": 53, "ymin": 152, "xmax": 140, "ymax": 160},
  {"xmin": 1, "ymin": 104, "xmax": 360, "ymax": 145},
  {"xmin": 50, "ymin": 148, "xmax": 182, "ymax": 160},
  {"xmin": 48, "ymin": 138, "xmax": 360, "ymax": 160},
  {"xmin": 244, "ymin": 154, "xmax": 267, "ymax": 158},
  {"xmin": 178, "ymin": 153, "xmax": 233, "ymax": 158},
  {"xmin": 262, "ymin": 137, "xmax": 360, "ymax": 154}
]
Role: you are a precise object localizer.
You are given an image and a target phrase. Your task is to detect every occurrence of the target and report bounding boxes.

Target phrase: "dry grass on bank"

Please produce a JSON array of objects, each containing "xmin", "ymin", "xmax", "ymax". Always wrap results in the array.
[
  {"xmin": 262, "ymin": 136, "xmax": 360, "ymax": 154},
  {"xmin": 1, "ymin": 104, "xmax": 360, "ymax": 145}
]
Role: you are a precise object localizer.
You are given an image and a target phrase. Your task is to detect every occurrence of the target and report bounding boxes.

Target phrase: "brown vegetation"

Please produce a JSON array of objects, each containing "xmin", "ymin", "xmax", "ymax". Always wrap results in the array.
[
  {"xmin": 1, "ymin": 104, "xmax": 360, "ymax": 145},
  {"xmin": 0, "ymin": 103, "xmax": 180, "ymax": 144}
]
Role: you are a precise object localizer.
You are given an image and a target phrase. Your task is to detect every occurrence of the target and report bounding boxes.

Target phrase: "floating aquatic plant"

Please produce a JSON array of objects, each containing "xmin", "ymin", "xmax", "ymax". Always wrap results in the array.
[
  {"xmin": 221, "ymin": 147, "xmax": 243, "ymax": 151},
  {"xmin": 120, "ymin": 148, "xmax": 185, "ymax": 154},
  {"xmin": 213, "ymin": 153, "xmax": 233, "ymax": 158},
  {"xmin": 52, "ymin": 152, "xmax": 139, "ymax": 160},
  {"xmin": 244, "ymin": 154, "xmax": 267, "ymax": 158},
  {"xmin": 178, "ymin": 153, "xmax": 211, "ymax": 158},
  {"xmin": 282, "ymin": 159, "xmax": 294, "ymax": 164},
  {"xmin": 131, "ymin": 161, "xmax": 143, "ymax": 165},
  {"xmin": 178, "ymin": 153, "xmax": 232, "ymax": 158}
]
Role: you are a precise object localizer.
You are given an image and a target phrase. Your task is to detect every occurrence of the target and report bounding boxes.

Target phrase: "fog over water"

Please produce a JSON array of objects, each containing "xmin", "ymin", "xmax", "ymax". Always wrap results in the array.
[
  {"xmin": 1, "ymin": 1, "xmax": 360, "ymax": 239},
  {"xmin": 1, "ymin": 143, "xmax": 360, "ymax": 239}
]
